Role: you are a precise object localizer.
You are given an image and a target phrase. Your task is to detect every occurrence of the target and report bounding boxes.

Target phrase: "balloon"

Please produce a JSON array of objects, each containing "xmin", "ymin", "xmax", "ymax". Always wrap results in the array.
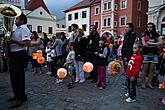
[
  {"xmin": 83, "ymin": 62, "xmax": 93, "ymax": 73},
  {"xmin": 57, "ymin": 68, "xmax": 67, "ymax": 79},
  {"xmin": 32, "ymin": 53, "xmax": 37, "ymax": 59},
  {"xmin": 37, "ymin": 57, "xmax": 45, "ymax": 64},
  {"xmin": 37, "ymin": 50, "xmax": 43, "ymax": 58},
  {"xmin": 108, "ymin": 43, "xmax": 113, "ymax": 48},
  {"xmin": 108, "ymin": 60, "xmax": 121, "ymax": 76}
]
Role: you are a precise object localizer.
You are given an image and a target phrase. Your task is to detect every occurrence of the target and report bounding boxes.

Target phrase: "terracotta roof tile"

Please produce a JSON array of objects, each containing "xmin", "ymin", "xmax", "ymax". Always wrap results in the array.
[
  {"xmin": 64, "ymin": 0, "xmax": 100, "ymax": 12},
  {"xmin": 25, "ymin": 0, "xmax": 50, "ymax": 14}
]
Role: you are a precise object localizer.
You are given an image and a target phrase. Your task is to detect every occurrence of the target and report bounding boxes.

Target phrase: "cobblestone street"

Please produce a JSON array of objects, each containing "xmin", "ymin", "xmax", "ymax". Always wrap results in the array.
[{"xmin": 0, "ymin": 66, "xmax": 165, "ymax": 110}]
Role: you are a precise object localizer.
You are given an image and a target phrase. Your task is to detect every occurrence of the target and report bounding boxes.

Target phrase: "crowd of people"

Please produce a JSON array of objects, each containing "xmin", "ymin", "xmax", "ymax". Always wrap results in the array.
[{"xmin": 1, "ymin": 13, "xmax": 165, "ymax": 108}]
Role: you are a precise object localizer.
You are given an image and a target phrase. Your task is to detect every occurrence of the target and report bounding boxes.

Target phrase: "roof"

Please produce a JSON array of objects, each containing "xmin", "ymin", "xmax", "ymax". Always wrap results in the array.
[
  {"xmin": 25, "ymin": 0, "xmax": 50, "ymax": 14},
  {"xmin": 64, "ymin": 0, "xmax": 101, "ymax": 12}
]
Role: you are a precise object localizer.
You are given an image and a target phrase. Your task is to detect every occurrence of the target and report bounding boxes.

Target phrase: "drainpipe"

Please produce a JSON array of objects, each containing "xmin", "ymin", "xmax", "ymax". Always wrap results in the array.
[
  {"xmin": 111, "ymin": 0, "xmax": 115, "ymax": 36},
  {"xmin": 100, "ymin": 0, "xmax": 103, "ymax": 35}
]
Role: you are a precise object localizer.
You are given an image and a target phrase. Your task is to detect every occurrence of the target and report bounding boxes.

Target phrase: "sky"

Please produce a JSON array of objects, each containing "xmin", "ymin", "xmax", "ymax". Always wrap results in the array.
[{"xmin": 21, "ymin": 0, "xmax": 82, "ymax": 20}]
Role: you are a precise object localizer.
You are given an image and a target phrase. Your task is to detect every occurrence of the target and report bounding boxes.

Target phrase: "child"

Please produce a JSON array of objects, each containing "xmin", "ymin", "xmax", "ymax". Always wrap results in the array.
[
  {"xmin": 63, "ymin": 42, "xmax": 75, "ymax": 89},
  {"xmin": 125, "ymin": 42, "xmax": 143, "ymax": 102},
  {"xmin": 94, "ymin": 37, "xmax": 109, "ymax": 90},
  {"xmin": 45, "ymin": 41, "xmax": 53, "ymax": 75}
]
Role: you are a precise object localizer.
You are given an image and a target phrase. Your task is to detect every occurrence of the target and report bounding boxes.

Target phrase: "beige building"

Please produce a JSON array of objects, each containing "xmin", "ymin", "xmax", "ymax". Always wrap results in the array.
[{"xmin": 24, "ymin": 0, "xmax": 56, "ymax": 38}]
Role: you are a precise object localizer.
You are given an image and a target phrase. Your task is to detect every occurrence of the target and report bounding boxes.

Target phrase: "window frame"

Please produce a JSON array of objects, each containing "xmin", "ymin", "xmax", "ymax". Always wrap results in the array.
[
  {"xmin": 119, "ymin": 16, "xmax": 127, "ymax": 26},
  {"xmin": 120, "ymin": 0, "xmax": 127, "ymax": 9}
]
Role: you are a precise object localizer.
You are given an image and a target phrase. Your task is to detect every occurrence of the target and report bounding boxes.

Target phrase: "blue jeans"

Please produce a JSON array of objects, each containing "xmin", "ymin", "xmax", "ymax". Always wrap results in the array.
[{"xmin": 126, "ymin": 77, "xmax": 137, "ymax": 100}]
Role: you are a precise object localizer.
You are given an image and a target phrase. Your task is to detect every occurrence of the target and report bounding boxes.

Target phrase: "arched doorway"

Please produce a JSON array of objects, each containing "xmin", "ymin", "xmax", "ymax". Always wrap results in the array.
[{"xmin": 161, "ymin": 16, "xmax": 165, "ymax": 35}]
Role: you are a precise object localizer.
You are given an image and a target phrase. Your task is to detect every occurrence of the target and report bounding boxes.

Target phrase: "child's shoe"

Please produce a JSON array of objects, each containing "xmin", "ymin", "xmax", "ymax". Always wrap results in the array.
[
  {"xmin": 126, "ymin": 97, "xmax": 136, "ymax": 103},
  {"xmin": 125, "ymin": 93, "xmax": 129, "ymax": 97},
  {"xmin": 79, "ymin": 79, "xmax": 85, "ymax": 84},
  {"xmin": 46, "ymin": 71, "xmax": 52, "ymax": 75},
  {"xmin": 99, "ymin": 87, "xmax": 103, "ymax": 90}
]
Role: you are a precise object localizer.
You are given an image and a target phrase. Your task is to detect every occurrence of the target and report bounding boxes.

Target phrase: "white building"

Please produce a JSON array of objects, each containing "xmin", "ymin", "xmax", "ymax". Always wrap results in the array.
[
  {"xmin": 24, "ymin": 0, "xmax": 56, "ymax": 38},
  {"xmin": 64, "ymin": 1, "xmax": 91, "ymax": 36},
  {"xmin": 148, "ymin": 0, "xmax": 165, "ymax": 35},
  {"xmin": 56, "ymin": 17, "xmax": 67, "ymax": 33}
]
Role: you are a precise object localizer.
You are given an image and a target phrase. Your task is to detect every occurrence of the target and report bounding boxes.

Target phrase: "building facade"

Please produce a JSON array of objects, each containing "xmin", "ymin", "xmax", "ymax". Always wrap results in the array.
[
  {"xmin": 65, "ymin": 0, "xmax": 148, "ymax": 37},
  {"xmin": 148, "ymin": 0, "xmax": 165, "ymax": 35},
  {"xmin": 90, "ymin": 0, "xmax": 101, "ymax": 34},
  {"xmin": 56, "ymin": 17, "xmax": 67, "ymax": 33},
  {"xmin": 64, "ymin": 0, "xmax": 92, "ymax": 36},
  {"xmin": 24, "ymin": 0, "xmax": 56, "ymax": 38}
]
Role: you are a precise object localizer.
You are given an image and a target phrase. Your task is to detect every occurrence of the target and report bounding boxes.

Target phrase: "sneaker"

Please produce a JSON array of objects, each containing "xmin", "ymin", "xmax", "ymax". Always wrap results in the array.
[
  {"xmin": 56, "ymin": 79, "xmax": 63, "ymax": 83},
  {"xmin": 46, "ymin": 71, "xmax": 52, "ymax": 75},
  {"xmin": 126, "ymin": 97, "xmax": 136, "ymax": 103},
  {"xmin": 141, "ymin": 84, "xmax": 146, "ymax": 89},
  {"xmin": 75, "ymin": 79, "xmax": 79, "ymax": 83},
  {"xmin": 99, "ymin": 87, "xmax": 103, "ymax": 90},
  {"xmin": 125, "ymin": 93, "xmax": 129, "ymax": 97},
  {"xmin": 79, "ymin": 79, "xmax": 85, "ymax": 84}
]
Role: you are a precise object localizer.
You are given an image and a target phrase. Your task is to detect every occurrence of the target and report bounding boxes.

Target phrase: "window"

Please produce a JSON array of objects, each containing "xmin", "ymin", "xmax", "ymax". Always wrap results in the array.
[
  {"xmin": 27, "ymin": 25, "xmax": 32, "ymax": 31},
  {"xmin": 37, "ymin": 26, "xmax": 42, "ymax": 33},
  {"xmin": 94, "ymin": 21, "xmax": 99, "ymax": 28},
  {"xmin": 74, "ymin": 13, "xmax": 78, "ymax": 20},
  {"xmin": 104, "ymin": 3, "xmax": 107, "ymax": 10},
  {"xmin": 62, "ymin": 25, "xmax": 65, "ymax": 28},
  {"xmin": 114, "ymin": 21, "xmax": 117, "ymax": 27},
  {"xmin": 108, "ymin": 2, "xmax": 111, "ymax": 9},
  {"xmin": 120, "ymin": 0, "xmax": 127, "ymax": 9},
  {"xmin": 68, "ymin": 26, "xmax": 72, "ymax": 32},
  {"xmin": 104, "ymin": 19, "xmax": 107, "ymax": 26},
  {"xmin": 137, "ymin": 0, "xmax": 142, "ymax": 11},
  {"xmin": 115, "ymin": 4, "xmax": 118, "ymax": 10},
  {"xmin": 95, "ymin": 7, "xmax": 99, "ymax": 15},
  {"xmin": 57, "ymin": 24, "xmax": 59, "ymax": 28},
  {"xmin": 82, "ymin": 11, "xmax": 87, "ymax": 18},
  {"xmin": 108, "ymin": 18, "xmax": 111, "ymax": 26},
  {"xmin": 48, "ymin": 27, "xmax": 53, "ymax": 34},
  {"xmin": 137, "ymin": 17, "xmax": 141, "ymax": 27},
  {"xmin": 68, "ymin": 14, "xmax": 72, "ymax": 21},
  {"xmin": 120, "ymin": 16, "xmax": 126, "ymax": 26},
  {"xmin": 82, "ymin": 24, "xmax": 87, "ymax": 31}
]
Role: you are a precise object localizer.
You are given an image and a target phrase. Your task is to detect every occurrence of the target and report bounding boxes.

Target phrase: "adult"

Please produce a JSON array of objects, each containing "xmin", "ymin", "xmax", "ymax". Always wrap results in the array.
[
  {"xmin": 141, "ymin": 22, "xmax": 162, "ymax": 88},
  {"xmin": 50, "ymin": 33, "xmax": 63, "ymax": 77},
  {"xmin": 40, "ymin": 32, "xmax": 50, "ymax": 50},
  {"xmin": 87, "ymin": 25, "xmax": 100, "ymax": 83},
  {"xmin": 29, "ymin": 31, "xmax": 42, "ymax": 74},
  {"xmin": 61, "ymin": 32, "xmax": 68, "ymax": 59},
  {"xmin": 69, "ymin": 23, "xmax": 78, "ymax": 43},
  {"xmin": 8, "ymin": 13, "xmax": 31, "ymax": 108},
  {"xmin": 121, "ymin": 23, "xmax": 136, "ymax": 73},
  {"xmin": 74, "ymin": 28, "xmax": 88, "ymax": 83}
]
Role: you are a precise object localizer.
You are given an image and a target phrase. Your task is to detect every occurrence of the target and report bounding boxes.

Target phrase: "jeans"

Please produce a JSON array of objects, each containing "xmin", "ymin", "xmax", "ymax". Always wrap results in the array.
[{"xmin": 126, "ymin": 77, "xmax": 137, "ymax": 100}]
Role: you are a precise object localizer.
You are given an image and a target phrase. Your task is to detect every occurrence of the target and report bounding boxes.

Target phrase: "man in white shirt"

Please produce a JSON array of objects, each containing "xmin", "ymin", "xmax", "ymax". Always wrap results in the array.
[{"xmin": 7, "ymin": 13, "xmax": 31, "ymax": 108}]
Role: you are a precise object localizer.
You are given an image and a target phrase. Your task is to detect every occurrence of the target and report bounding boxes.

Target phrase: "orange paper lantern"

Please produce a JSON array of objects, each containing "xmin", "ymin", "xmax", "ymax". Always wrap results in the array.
[
  {"xmin": 37, "ymin": 50, "xmax": 43, "ymax": 58},
  {"xmin": 108, "ymin": 60, "xmax": 121, "ymax": 76},
  {"xmin": 32, "ymin": 53, "xmax": 37, "ymax": 59},
  {"xmin": 109, "ymin": 43, "xmax": 113, "ymax": 48},
  {"xmin": 57, "ymin": 68, "xmax": 67, "ymax": 79},
  {"xmin": 83, "ymin": 62, "xmax": 93, "ymax": 73},
  {"xmin": 37, "ymin": 57, "xmax": 45, "ymax": 64}
]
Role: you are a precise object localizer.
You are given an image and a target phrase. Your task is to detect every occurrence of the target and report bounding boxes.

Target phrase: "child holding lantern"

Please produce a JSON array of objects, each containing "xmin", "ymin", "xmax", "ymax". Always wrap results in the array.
[
  {"xmin": 63, "ymin": 42, "xmax": 75, "ymax": 89},
  {"xmin": 125, "ymin": 42, "xmax": 143, "ymax": 103},
  {"xmin": 94, "ymin": 37, "xmax": 109, "ymax": 90}
]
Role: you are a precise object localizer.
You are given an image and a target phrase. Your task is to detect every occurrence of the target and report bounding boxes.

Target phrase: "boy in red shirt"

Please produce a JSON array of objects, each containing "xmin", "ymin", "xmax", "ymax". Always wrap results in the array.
[{"xmin": 125, "ymin": 43, "xmax": 143, "ymax": 103}]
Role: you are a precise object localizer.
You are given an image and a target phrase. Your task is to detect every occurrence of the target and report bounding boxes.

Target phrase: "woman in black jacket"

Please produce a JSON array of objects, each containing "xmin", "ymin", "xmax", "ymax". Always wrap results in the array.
[
  {"xmin": 121, "ymin": 23, "xmax": 136, "ymax": 73},
  {"xmin": 74, "ymin": 29, "xmax": 87, "ymax": 83}
]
